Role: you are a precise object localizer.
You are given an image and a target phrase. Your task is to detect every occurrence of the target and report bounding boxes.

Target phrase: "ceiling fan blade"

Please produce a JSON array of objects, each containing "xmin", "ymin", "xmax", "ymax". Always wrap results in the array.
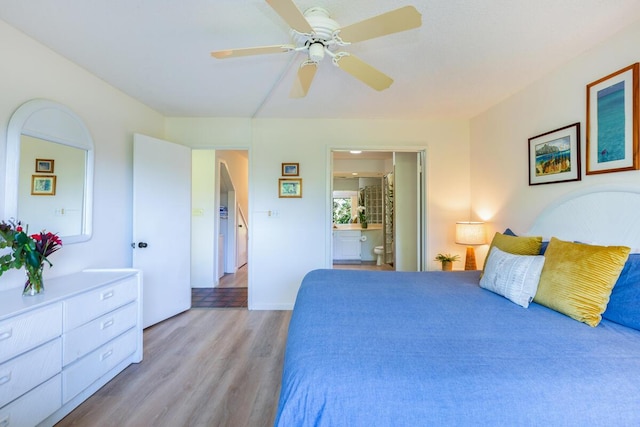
[
  {"xmin": 338, "ymin": 6, "xmax": 422, "ymax": 44},
  {"xmin": 266, "ymin": 0, "xmax": 313, "ymax": 34},
  {"xmin": 290, "ymin": 62, "xmax": 317, "ymax": 98},
  {"xmin": 335, "ymin": 54, "xmax": 393, "ymax": 91},
  {"xmin": 211, "ymin": 44, "xmax": 295, "ymax": 59}
]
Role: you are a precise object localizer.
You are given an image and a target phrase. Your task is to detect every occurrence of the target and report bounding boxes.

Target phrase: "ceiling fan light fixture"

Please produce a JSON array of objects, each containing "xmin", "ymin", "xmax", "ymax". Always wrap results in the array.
[
  {"xmin": 211, "ymin": 1, "xmax": 423, "ymax": 99},
  {"xmin": 308, "ymin": 42, "xmax": 325, "ymax": 62}
]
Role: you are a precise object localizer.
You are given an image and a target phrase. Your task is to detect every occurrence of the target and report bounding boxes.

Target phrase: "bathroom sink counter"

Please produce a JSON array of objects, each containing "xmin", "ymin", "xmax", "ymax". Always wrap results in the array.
[{"xmin": 333, "ymin": 224, "xmax": 382, "ymax": 231}]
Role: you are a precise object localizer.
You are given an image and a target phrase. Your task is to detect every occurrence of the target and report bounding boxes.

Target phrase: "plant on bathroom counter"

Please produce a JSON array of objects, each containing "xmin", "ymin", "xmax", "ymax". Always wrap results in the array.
[
  {"xmin": 357, "ymin": 206, "xmax": 367, "ymax": 228},
  {"xmin": 434, "ymin": 253, "xmax": 460, "ymax": 271}
]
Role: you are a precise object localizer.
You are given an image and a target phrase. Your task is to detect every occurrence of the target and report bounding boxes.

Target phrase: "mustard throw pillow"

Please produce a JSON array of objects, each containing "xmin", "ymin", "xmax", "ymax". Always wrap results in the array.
[
  {"xmin": 481, "ymin": 232, "xmax": 543, "ymax": 273},
  {"xmin": 534, "ymin": 237, "xmax": 630, "ymax": 327}
]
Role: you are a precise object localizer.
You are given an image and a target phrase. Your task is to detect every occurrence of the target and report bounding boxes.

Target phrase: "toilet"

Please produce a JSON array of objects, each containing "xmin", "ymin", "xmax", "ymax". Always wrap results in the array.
[{"xmin": 373, "ymin": 246, "xmax": 384, "ymax": 266}]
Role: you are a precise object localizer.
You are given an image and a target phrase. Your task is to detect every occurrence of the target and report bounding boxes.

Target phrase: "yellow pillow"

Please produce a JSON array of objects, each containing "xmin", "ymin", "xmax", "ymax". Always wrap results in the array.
[
  {"xmin": 534, "ymin": 237, "xmax": 630, "ymax": 327},
  {"xmin": 482, "ymin": 232, "xmax": 543, "ymax": 273}
]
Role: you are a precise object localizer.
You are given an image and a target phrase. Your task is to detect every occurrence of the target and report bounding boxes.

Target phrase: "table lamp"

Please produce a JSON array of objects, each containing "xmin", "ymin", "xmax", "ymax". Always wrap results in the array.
[{"xmin": 455, "ymin": 221, "xmax": 486, "ymax": 270}]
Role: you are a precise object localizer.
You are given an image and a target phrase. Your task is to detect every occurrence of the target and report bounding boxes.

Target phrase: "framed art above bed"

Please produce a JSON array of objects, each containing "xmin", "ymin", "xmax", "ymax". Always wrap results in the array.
[
  {"xmin": 528, "ymin": 122, "xmax": 581, "ymax": 185},
  {"xmin": 586, "ymin": 62, "xmax": 639, "ymax": 175}
]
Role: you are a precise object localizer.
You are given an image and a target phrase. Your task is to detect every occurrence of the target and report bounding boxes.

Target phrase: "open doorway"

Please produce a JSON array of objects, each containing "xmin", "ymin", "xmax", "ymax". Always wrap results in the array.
[
  {"xmin": 331, "ymin": 149, "xmax": 425, "ymax": 272},
  {"xmin": 215, "ymin": 150, "xmax": 249, "ymax": 288},
  {"xmin": 191, "ymin": 149, "xmax": 249, "ymax": 308}
]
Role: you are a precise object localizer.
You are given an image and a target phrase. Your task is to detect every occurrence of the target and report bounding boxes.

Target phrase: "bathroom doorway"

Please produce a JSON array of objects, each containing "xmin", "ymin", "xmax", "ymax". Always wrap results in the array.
[{"xmin": 331, "ymin": 150, "xmax": 426, "ymax": 271}]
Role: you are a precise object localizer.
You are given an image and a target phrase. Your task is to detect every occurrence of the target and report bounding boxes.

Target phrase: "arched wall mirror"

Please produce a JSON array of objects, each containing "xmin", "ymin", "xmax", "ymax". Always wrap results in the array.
[{"xmin": 5, "ymin": 99, "xmax": 94, "ymax": 244}]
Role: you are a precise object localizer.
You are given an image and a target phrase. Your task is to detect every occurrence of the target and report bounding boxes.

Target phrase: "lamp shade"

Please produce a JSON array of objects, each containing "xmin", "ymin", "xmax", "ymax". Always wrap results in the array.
[{"xmin": 455, "ymin": 222, "xmax": 486, "ymax": 245}]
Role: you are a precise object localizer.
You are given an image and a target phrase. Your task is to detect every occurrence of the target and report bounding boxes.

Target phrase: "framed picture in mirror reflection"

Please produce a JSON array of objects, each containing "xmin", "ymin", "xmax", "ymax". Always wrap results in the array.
[
  {"xmin": 35, "ymin": 158, "xmax": 54, "ymax": 173},
  {"xmin": 31, "ymin": 175, "xmax": 56, "ymax": 196}
]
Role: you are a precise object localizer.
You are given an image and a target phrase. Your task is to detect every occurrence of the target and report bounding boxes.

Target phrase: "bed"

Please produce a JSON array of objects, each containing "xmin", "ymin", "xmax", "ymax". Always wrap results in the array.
[{"xmin": 275, "ymin": 188, "xmax": 640, "ymax": 426}]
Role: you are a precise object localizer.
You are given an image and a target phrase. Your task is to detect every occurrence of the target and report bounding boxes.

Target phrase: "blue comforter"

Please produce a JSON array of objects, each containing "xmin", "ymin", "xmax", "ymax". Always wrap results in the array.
[{"xmin": 275, "ymin": 269, "xmax": 640, "ymax": 426}]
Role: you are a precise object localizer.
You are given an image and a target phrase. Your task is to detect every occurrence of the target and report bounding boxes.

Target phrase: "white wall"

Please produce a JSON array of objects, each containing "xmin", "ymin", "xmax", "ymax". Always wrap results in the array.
[
  {"xmin": 470, "ymin": 18, "xmax": 640, "ymax": 266},
  {"xmin": 166, "ymin": 117, "xmax": 471, "ymax": 309},
  {"xmin": 0, "ymin": 20, "xmax": 164, "ymax": 290},
  {"xmin": 191, "ymin": 150, "xmax": 216, "ymax": 288}
]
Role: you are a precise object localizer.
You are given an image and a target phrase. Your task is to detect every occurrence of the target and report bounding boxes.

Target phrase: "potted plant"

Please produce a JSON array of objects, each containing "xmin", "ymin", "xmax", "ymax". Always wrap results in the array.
[
  {"xmin": 357, "ymin": 206, "xmax": 367, "ymax": 229},
  {"xmin": 434, "ymin": 253, "xmax": 460, "ymax": 271},
  {"xmin": 0, "ymin": 220, "xmax": 62, "ymax": 295}
]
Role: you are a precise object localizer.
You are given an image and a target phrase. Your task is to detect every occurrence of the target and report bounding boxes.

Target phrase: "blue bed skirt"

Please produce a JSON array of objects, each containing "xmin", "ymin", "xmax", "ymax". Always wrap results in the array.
[{"xmin": 275, "ymin": 269, "xmax": 640, "ymax": 426}]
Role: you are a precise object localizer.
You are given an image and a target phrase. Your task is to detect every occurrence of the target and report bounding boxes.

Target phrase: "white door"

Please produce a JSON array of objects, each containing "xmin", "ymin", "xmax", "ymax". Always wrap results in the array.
[
  {"xmin": 133, "ymin": 133, "xmax": 191, "ymax": 328},
  {"xmin": 394, "ymin": 152, "xmax": 424, "ymax": 271}
]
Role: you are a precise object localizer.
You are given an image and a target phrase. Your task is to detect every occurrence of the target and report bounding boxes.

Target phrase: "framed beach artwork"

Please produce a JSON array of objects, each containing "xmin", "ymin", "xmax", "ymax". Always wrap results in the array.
[
  {"xmin": 528, "ymin": 123, "xmax": 581, "ymax": 185},
  {"xmin": 279, "ymin": 178, "xmax": 302, "ymax": 198},
  {"xmin": 35, "ymin": 158, "xmax": 54, "ymax": 173},
  {"xmin": 282, "ymin": 162, "xmax": 299, "ymax": 176},
  {"xmin": 31, "ymin": 175, "xmax": 56, "ymax": 195},
  {"xmin": 586, "ymin": 63, "xmax": 639, "ymax": 175}
]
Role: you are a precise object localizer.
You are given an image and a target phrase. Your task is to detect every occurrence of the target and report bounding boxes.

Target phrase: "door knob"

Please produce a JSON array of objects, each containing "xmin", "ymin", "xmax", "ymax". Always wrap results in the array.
[{"xmin": 137, "ymin": 242, "xmax": 148, "ymax": 248}]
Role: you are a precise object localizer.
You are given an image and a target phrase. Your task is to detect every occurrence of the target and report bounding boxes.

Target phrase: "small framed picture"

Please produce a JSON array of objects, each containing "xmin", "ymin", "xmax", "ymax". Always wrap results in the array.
[
  {"xmin": 279, "ymin": 178, "xmax": 302, "ymax": 198},
  {"xmin": 586, "ymin": 63, "xmax": 639, "ymax": 174},
  {"xmin": 31, "ymin": 175, "xmax": 56, "ymax": 195},
  {"xmin": 282, "ymin": 163, "xmax": 299, "ymax": 176},
  {"xmin": 528, "ymin": 123, "xmax": 581, "ymax": 185},
  {"xmin": 35, "ymin": 158, "xmax": 54, "ymax": 173}
]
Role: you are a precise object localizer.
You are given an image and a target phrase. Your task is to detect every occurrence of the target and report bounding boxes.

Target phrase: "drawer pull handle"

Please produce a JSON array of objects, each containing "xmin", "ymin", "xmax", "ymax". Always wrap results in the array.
[
  {"xmin": 0, "ymin": 372, "xmax": 11, "ymax": 385},
  {"xmin": 0, "ymin": 415, "xmax": 9, "ymax": 427},
  {"xmin": 101, "ymin": 319, "xmax": 114, "ymax": 329},
  {"xmin": 101, "ymin": 349, "xmax": 114, "ymax": 361},
  {"xmin": 101, "ymin": 290, "xmax": 114, "ymax": 300},
  {"xmin": 0, "ymin": 329, "xmax": 12, "ymax": 341}
]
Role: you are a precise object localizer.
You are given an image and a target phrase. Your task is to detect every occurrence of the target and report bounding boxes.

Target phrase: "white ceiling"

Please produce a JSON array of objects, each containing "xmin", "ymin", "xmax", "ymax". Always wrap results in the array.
[{"xmin": 2, "ymin": 1, "xmax": 640, "ymax": 120}]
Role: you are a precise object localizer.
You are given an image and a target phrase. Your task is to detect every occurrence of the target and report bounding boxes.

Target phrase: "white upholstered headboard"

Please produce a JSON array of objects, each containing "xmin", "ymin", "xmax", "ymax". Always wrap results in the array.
[{"xmin": 526, "ymin": 186, "xmax": 640, "ymax": 251}]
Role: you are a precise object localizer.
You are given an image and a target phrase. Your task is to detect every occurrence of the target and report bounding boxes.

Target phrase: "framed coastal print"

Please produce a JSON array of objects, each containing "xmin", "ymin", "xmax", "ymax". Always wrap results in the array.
[
  {"xmin": 35, "ymin": 158, "xmax": 54, "ymax": 173},
  {"xmin": 528, "ymin": 123, "xmax": 581, "ymax": 185},
  {"xmin": 279, "ymin": 178, "xmax": 302, "ymax": 198},
  {"xmin": 282, "ymin": 162, "xmax": 299, "ymax": 176},
  {"xmin": 31, "ymin": 175, "xmax": 56, "ymax": 195},
  {"xmin": 586, "ymin": 63, "xmax": 639, "ymax": 175}
]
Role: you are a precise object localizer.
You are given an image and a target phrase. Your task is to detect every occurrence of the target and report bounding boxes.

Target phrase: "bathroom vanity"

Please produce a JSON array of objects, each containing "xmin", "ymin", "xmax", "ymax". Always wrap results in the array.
[{"xmin": 332, "ymin": 224, "xmax": 383, "ymax": 262}]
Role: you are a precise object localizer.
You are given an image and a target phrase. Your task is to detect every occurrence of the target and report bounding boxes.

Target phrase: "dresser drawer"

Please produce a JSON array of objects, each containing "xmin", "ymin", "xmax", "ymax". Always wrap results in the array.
[
  {"xmin": 63, "ymin": 302, "xmax": 137, "ymax": 366},
  {"xmin": 0, "ymin": 304, "xmax": 62, "ymax": 364},
  {"xmin": 0, "ymin": 374, "xmax": 61, "ymax": 427},
  {"xmin": 62, "ymin": 328, "xmax": 136, "ymax": 403},
  {"xmin": 63, "ymin": 277, "xmax": 137, "ymax": 331},
  {"xmin": 0, "ymin": 338, "xmax": 61, "ymax": 408}
]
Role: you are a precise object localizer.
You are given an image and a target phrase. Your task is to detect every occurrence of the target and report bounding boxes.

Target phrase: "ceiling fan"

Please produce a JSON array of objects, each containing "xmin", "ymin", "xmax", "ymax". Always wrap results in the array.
[{"xmin": 211, "ymin": 0, "xmax": 422, "ymax": 98}]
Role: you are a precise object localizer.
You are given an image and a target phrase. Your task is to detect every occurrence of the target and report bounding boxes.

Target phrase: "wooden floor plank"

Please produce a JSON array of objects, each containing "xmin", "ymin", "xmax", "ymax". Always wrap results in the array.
[{"xmin": 56, "ymin": 309, "xmax": 291, "ymax": 427}]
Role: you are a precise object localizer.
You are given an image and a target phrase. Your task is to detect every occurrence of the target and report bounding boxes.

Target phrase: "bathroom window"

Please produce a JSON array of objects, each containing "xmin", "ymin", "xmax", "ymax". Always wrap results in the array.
[
  {"xmin": 333, "ymin": 197, "xmax": 352, "ymax": 224},
  {"xmin": 333, "ymin": 191, "xmax": 358, "ymax": 224}
]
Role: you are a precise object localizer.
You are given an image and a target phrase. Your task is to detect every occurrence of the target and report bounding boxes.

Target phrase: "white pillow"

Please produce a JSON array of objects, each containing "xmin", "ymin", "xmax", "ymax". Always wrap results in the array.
[{"xmin": 480, "ymin": 246, "xmax": 545, "ymax": 308}]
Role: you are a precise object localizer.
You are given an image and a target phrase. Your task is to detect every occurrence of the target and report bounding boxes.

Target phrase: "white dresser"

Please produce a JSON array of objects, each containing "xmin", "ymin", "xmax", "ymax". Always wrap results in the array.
[{"xmin": 0, "ymin": 269, "xmax": 143, "ymax": 427}]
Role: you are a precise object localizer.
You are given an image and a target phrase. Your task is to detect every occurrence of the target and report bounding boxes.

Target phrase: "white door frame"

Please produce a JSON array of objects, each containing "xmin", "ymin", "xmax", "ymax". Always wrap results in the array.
[{"xmin": 327, "ymin": 147, "xmax": 427, "ymax": 271}]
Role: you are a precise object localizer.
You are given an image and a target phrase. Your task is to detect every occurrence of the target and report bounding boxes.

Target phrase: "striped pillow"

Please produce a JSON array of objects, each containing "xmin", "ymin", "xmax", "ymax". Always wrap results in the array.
[{"xmin": 534, "ymin": 237, "xmax": 630, "ymax": 327}]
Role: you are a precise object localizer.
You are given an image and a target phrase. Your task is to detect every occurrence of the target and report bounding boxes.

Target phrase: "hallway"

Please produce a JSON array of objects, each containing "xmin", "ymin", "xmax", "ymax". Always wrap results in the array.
[{"xmin": 191, "ymin": 264, "xmax": 248, "ymax": 308}]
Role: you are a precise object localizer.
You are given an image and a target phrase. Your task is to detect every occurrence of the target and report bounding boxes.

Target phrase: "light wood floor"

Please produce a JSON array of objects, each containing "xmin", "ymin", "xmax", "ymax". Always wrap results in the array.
[
  {"xmin": 56, "ymin": 308, "xmax": 291, "ymax": 427},
  {"xmin": 56, "ymin": 262, "xmax": 386, "ymax": 426},
  {"xmin": 333, "ymin": 261, "xmax": 394, "ymax": 271},
  {"xmin": 217, "ymin": 264, "xmax": 248, "ymax": 288}
]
